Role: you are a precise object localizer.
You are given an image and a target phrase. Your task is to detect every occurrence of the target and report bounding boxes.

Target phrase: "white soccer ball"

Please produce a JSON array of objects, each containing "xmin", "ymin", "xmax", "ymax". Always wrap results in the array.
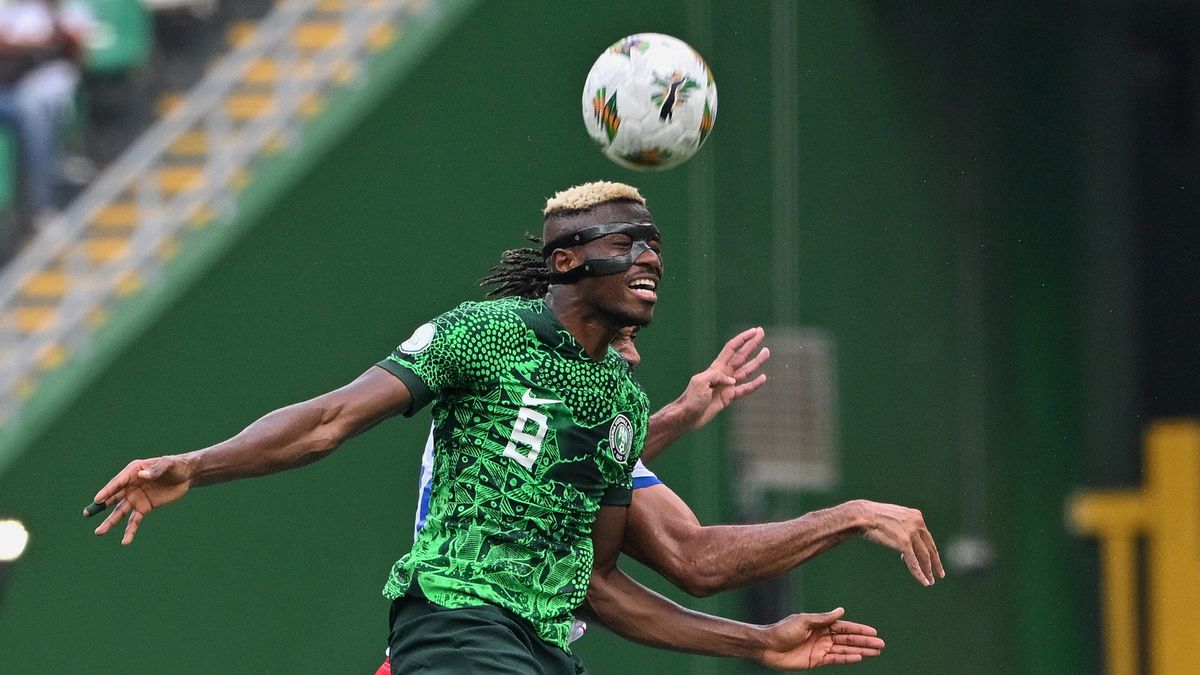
[{"xmin": 581, "ymin": 33, "xmax": 717, "ymax": 171}]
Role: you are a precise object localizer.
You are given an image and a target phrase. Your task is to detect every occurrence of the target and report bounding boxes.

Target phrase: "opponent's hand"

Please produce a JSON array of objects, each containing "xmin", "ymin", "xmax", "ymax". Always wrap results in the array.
[
  {"xmin": 758, "ymin": 608, "xmax": 885, "ymax": 670},
  {"xmin": 85, "ymin": 456, "xmax": 194, "ymax": 545},
  {"xmin": 676, "ymin": 326, "xmax": 770, "ymax": 431},
  {"xmin": 855, "ymin": 500, "xmax": 945, "ymax": 586}
]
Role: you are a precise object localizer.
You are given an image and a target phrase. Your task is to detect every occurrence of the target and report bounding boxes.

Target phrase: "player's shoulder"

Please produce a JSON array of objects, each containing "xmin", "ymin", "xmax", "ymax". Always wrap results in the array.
[
  {"xmin": 418, "ymin": 298, "xmax": 541, "ymax": 357},
  {"xmin": 434, "ymin": 297, "xmax": 539, "ymax": 331},
  {"xmin": 442, "ymin": 296, "xmax": 540, "ymax": 320}
]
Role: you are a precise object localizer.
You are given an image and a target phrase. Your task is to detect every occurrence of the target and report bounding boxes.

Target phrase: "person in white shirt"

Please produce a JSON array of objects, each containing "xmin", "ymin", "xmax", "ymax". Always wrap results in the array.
[{"xmin": 0, "ymin": 0, "xmax": 92, "ymax": 234}]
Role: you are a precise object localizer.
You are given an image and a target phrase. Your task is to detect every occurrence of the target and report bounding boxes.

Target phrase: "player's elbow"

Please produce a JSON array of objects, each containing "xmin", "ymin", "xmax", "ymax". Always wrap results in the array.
[
  {"xmin": 585, "ymin": 569, "xmax": 622, "ymax": 616},
  {"xmin": 675, "ymin": 566, "xmax": 727, "ymax": 598},
  {"xmin": 304, "ymin": 422, "xmax": 346, "ymax": 458},
  {"xmin": 307, "ymin": 432, "xmax": 343, "ymax": 458},
  {"xmin": 314, "ymin": 401, "xmax": 365, "ymax": 450},
  {"xmin": 659, "ymin": 532, "xmax": 729, "ymax": 598}
]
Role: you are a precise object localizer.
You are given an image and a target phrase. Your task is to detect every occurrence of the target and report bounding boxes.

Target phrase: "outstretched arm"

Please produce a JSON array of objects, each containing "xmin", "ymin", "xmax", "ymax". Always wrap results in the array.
[
  {"xmin": 643, "ymin": 327, "xmax": 769, "ymax": 462},
  {"xmin": 587, "ymin": 505, "xmax": 885, "ymax": 669},
  {"xmin": 623, "ymin": 485, "xmax": 946, "ymax": 593},
  {"xmin": 86, "ymin": 366, "xmax": 412, "ymax": 544}
]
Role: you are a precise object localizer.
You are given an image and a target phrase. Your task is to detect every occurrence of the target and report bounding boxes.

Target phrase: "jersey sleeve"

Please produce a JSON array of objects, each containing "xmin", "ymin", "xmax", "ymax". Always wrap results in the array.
[
  {"xmin": 377, "ymin": 302, "xmax": 517, "ymax": 415},
  {"xmin": 599, "ymin": 485, "xmax": 633, "ymax": 506},
  {"xmin": 597, "ymin": 446, "xmax": 637, "ymax": 506}
]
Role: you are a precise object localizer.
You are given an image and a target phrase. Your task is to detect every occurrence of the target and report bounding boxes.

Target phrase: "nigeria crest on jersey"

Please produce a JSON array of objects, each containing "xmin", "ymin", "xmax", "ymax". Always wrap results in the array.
[{"xmin": 610, "ymin": 414, "xmax": 633, "ymax": 463}]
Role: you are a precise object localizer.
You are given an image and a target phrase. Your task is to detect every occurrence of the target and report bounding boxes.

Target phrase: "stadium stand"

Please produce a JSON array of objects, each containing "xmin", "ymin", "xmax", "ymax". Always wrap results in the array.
[{"xmin": 0, "ymin": 0, "xmax": 463, "ymax": 445}]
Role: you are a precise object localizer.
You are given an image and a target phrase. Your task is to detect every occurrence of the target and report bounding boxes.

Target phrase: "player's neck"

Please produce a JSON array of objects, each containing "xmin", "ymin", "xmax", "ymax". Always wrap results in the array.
[{"xmin": 545, "ymin": 290, "xmax": 617, "ymax": 361}]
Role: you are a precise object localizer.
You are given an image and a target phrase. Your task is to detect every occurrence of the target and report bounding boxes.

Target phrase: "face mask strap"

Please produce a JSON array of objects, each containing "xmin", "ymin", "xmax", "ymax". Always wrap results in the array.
[
  {"xmin": 548, "ymin": 241, "xmax": 655, "ymax": 283},
  {"xmin": 542, "ymin": 222, "xmax": 661, "ymax": 284}
]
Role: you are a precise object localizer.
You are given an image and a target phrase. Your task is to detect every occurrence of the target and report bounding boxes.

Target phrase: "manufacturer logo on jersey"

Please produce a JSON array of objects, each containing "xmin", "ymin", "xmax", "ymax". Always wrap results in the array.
[
  {"xmin": 522, "ymin": 389, "xmax": 563, "ymax": 407},
  {"xmin": 399, "ymin": 322, "xmax": 436, "ymax": 354},
  {"xmin": 609, "ymin": 414, "xmax": 633, "ymax": 463}
]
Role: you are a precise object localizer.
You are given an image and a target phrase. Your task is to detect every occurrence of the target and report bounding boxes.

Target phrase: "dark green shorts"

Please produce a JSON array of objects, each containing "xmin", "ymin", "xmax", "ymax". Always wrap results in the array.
[{"xmin": 387, "ymin": 594, "xmax": 587, "ymax": 675}]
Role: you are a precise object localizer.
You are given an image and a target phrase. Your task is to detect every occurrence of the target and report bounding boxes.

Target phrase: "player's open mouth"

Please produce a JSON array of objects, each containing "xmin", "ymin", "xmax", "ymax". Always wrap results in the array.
[{"xmin": 628, "ymin": 277, "xmax": 658, "ymax": 302}]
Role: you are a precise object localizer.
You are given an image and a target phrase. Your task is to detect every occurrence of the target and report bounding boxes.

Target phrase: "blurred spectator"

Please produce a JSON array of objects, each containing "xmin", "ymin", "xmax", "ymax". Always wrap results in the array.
[{"xmin": 0, "ymin": 0, "xmax": 93, "ymax": 238}]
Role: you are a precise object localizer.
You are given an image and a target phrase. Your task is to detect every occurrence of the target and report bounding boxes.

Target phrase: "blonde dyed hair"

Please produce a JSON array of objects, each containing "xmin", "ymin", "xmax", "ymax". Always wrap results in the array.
[{"xmin": 543, "ymin": 181, "xmax": 646, "ymax": 217}]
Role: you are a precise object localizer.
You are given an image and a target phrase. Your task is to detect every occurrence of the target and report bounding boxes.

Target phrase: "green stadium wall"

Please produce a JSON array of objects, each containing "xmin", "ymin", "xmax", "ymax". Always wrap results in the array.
[{"xmin": 0, "ymin": 2, "xmax": 1095, "ymax": 673}]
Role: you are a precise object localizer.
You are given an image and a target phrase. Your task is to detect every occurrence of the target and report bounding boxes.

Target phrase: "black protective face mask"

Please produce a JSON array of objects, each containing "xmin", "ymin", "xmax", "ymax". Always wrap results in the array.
[{"xmin": 542, "ymin": 221, "xmax": 662, "ymax": 284}]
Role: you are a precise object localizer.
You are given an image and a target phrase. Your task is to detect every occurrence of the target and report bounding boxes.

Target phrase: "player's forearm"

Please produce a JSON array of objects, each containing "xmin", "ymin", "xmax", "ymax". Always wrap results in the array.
[
  {"xmin": 643, "ymin": 399, "xmax": 694, "ymax": 462},
  {"xmin": 586, "ymin": 565, "xmax": 769, "ymax": 660},
  {"xmin": 676, "ymin": 502, "xmax": 867, "ymax": 596},
  {"xmin": 182, "ymin": 401, "xmax": 346, "ymax": 487}
]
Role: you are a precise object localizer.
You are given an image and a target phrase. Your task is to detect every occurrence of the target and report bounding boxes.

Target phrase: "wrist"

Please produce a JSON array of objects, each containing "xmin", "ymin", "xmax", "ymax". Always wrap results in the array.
[
  {"xmin": 177, "ymin": 451, "xmax": 205, "ymax": 487},
  {"xmin": 651, "ymin": 399, "xmax": 696, "ymax": 435},
  {"xmin": 745, "ymin": 623, "xmax": 776, "ymax": 662},
  {"xmin": 669, "ymin": 394, "xmax": 704, "ymax": 432},
  {"xmin": 842, "ymin": 499, "xmax": 875, "ymax": 533}
]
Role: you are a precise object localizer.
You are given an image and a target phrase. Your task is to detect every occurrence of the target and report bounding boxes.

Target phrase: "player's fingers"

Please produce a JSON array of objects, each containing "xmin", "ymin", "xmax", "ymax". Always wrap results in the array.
[
  {"xmin": 823, "ymin": 654, "xmax": 865, "ymax": 666},
  {"xmin": 830, "ymin": 633, "xmax": 885, "ymax": 650},
  {"xmin": 705, "ymin": 373, "xmax": 736, "ymax": 388},
  {"xmin": 921, "ymin": 527, "xmax": 946, "ymax": 579},
  {"xmin": 830, "ymin": 620, "xmax": 878, "ymax": 637},
  {"xmin": 806, "ymin": 607, "xmax": 845, "ymax": 627},
  {"xmin": 900, "ymin": 546, "xmax": 927, "ymax": 584},
  {"xmin": 830, "ymin": 642, "xmax": 883, "ymax": 654},
  {"xmin": 733, "ymin": 327, "xmax": 765, "ymax": 359},
  {"xmin": 93, "ymin": 474, "xmax": 130, "ymax": 506},
  {"xmin": 830, "ymin": 644, "xmax": 883, "ymax": 659},
  {"xmin": 715, "ymin": 327, "xmax": 763, "ymax": 365},
  {"xmin": 732, "ymin": 374, "xmax": 768, "ymax": 399},
  {"xmin": 93, "ymin": 459, "xmax": 151, "ymax": 504},
  {"xmin": 121, "ymin": 509, "xmax": 144, "ymax": 545},
  {"xmin": 911, "ymin": 533, "xmax": 934, "ymax": 585},
  {"xmin": 733, "ymin": 346, "xmax": 771, "ymax": 380},
  {"xmin": 816, "ymin": 653, "xmax": 863, "ymax": 666},
  {"xmin": 95, "ymin": 499, "xmax": 132, "ymax": 536},
  {"xmin": 835, "ymin": 638, "xmax": 883, "ymax": 653}
]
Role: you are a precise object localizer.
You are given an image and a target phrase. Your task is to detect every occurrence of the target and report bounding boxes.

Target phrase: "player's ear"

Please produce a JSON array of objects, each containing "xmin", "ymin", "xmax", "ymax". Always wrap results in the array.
[{"xmin": 550, "ymin": 249, "xmax": 579, "ymax": 274}]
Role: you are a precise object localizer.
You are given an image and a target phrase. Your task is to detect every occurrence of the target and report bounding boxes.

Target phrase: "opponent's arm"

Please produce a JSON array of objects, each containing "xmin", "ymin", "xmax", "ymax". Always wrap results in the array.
[
  {"xmin": 643, "ymin": 327, "xmax": 769, "ymax": 462},
  {"xmin": 586, "ymin": 505, "xmax": 885, "ymax": 669},
  {"xmin": 87, "ymin": 366, "xmax": 412, "ymax": 544},
  {"xmin": 623, "ymin": 486, "xmax": 945, "ymax": 592}
]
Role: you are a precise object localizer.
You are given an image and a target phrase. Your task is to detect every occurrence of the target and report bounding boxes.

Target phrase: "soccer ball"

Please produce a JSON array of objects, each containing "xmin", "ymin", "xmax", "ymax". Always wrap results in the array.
[{"xmin": 582, "ymin": 33, "xmax": 717, "ymax": 171}]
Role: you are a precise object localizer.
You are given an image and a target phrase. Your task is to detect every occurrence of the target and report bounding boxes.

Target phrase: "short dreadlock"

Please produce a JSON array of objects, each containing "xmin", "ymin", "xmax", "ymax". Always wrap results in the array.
[{"xmin": 478, "ymin": 233, "xmax": 550, "ymax": 299}]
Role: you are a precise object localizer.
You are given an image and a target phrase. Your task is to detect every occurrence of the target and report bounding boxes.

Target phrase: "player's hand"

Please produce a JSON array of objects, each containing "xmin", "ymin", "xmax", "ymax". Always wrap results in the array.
[
  {"xmin": 855, "ymin": 500, "xmax": 945, "ymax": 586},
  {"xmin": 85, "ymin": 455, "xmax": 194, "ymax": 545},
  {"xmin": 758, "ymin": 608, "xmax": 885, "ymax": 670},
  {"xmin": 676, "ymin": 326, "xmax": 770, "ymax": 431}
]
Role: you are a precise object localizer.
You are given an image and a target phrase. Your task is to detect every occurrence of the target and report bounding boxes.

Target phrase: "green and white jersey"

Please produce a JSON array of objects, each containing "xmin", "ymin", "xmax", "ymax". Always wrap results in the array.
[{"xmin": 377, "ymin": 296, "xmax": 647, "ymax": 650}]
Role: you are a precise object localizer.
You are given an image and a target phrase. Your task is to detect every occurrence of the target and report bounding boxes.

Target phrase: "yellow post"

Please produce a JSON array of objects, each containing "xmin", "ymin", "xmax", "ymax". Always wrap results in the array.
[
  {"xmin": 1067, "ymin": 419, "xmax": 1200, "ymax": 675},
  {"xmin": 1099, "ymin": 535, "xmax": 1136, "ymax": 675},
  {"xmin": 1143, "ymin": 422, "xmax": 1200, "ymax": 674},
  {"xmin": 1068, "ymin": 490, "xmax": 1144, "ymax": 675}
]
